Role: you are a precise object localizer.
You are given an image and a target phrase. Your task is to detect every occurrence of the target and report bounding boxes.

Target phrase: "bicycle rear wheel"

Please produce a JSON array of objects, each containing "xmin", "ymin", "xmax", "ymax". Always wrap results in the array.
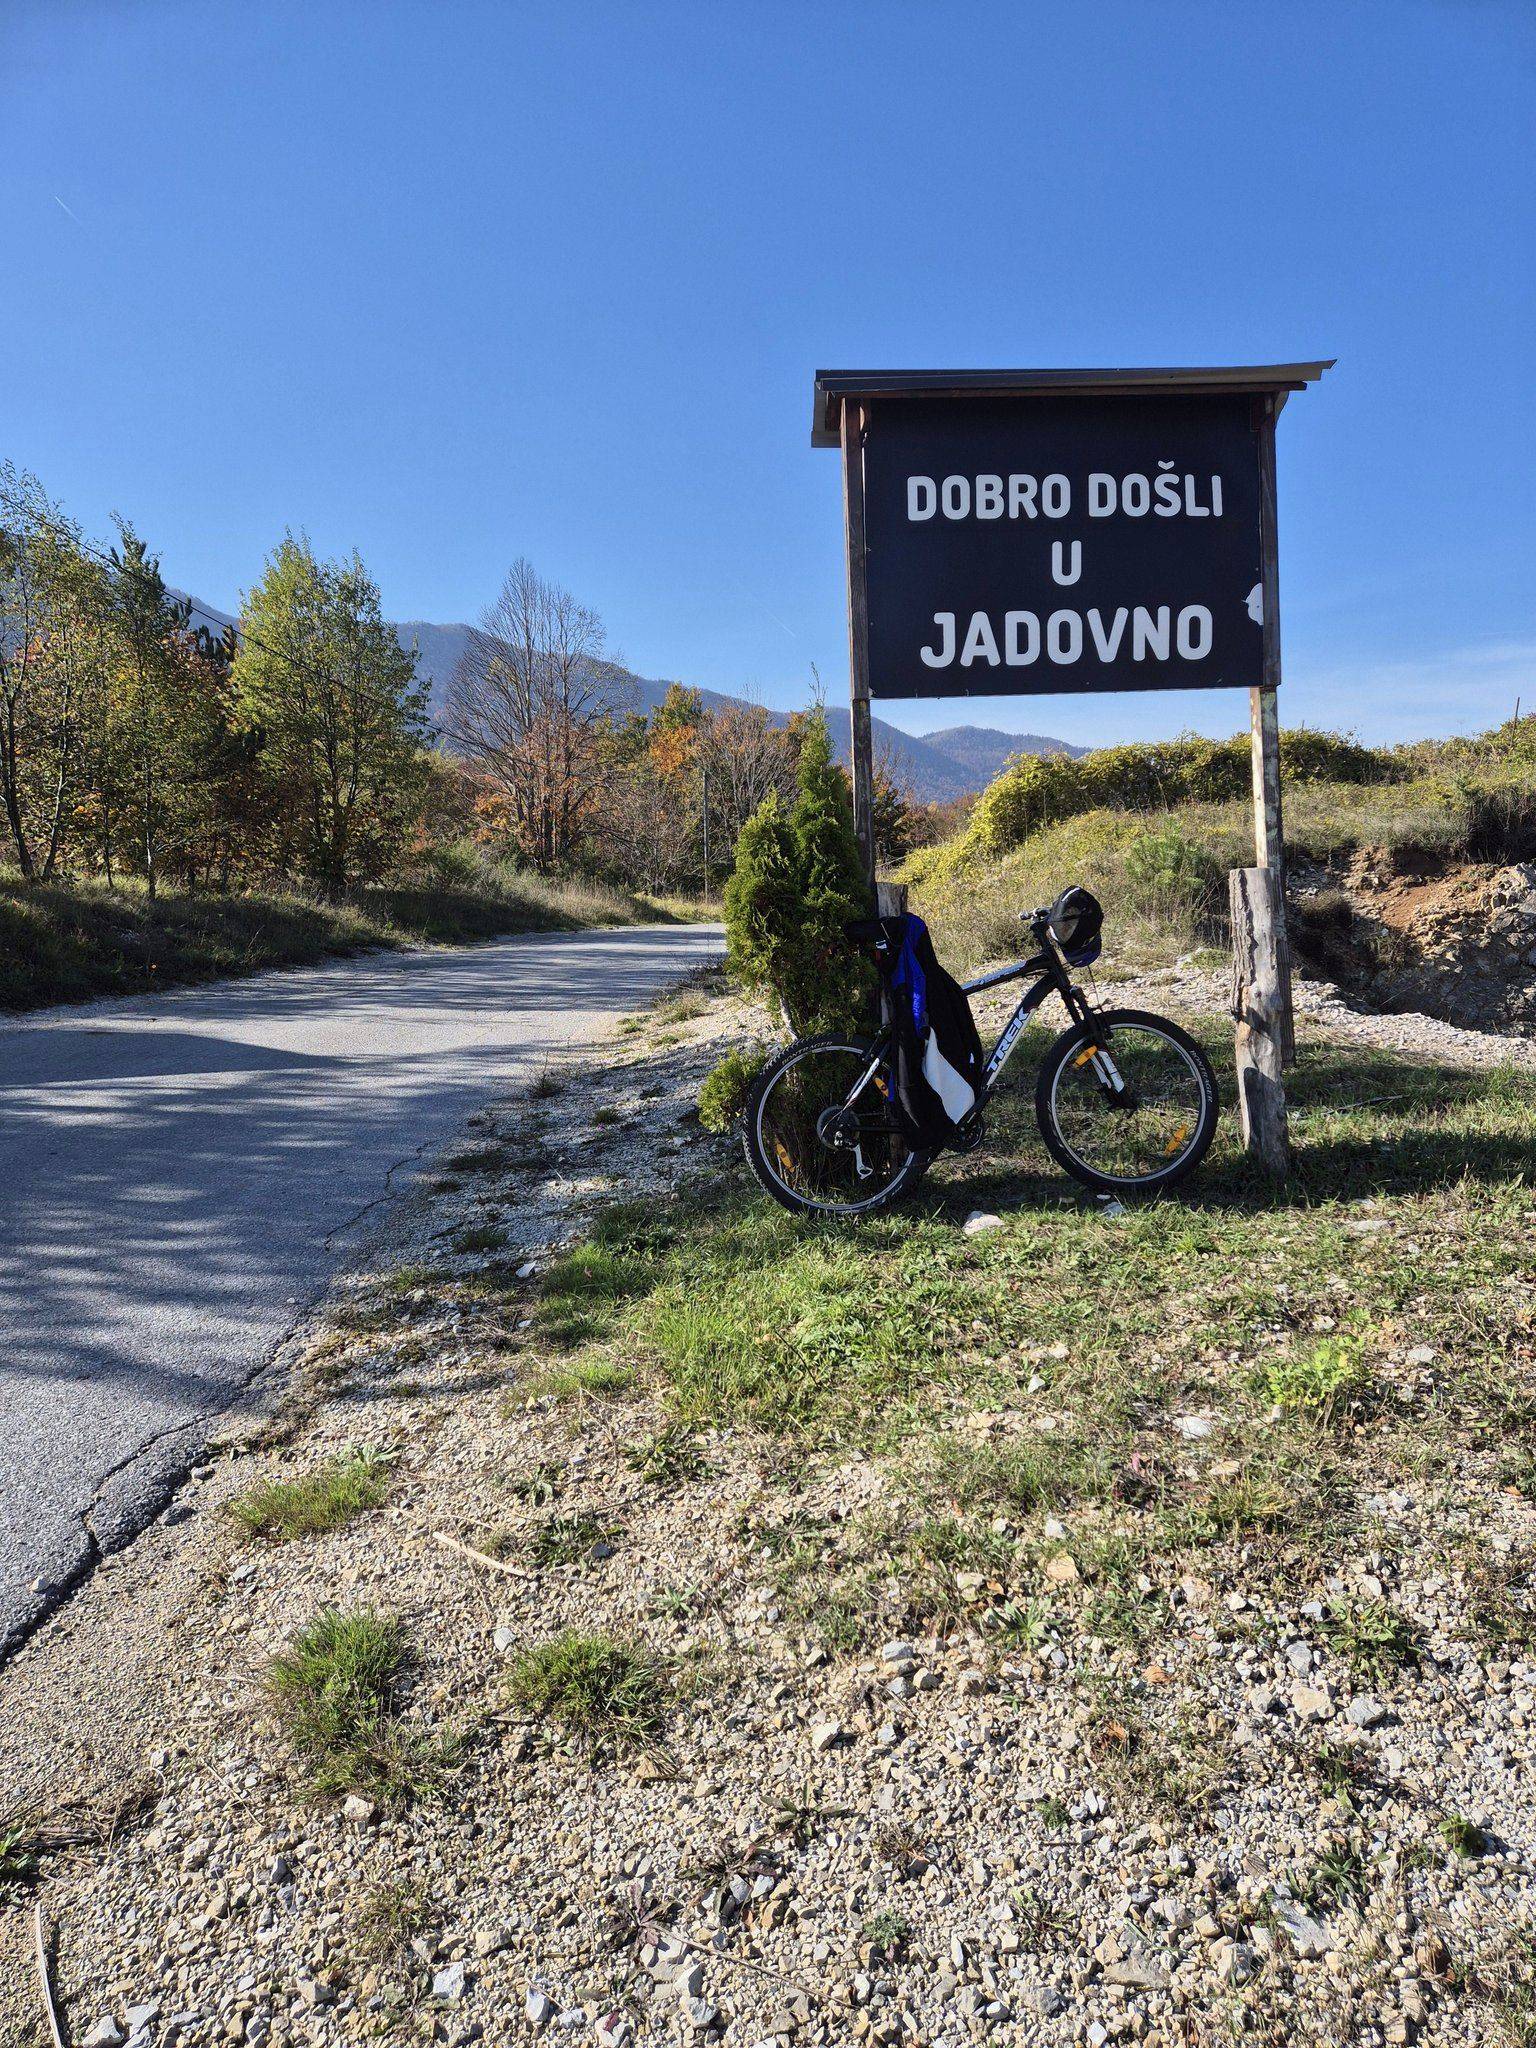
[
  {"xmin": 1035, "ymin": 1009, "xmax": 1218, "ymax": 1197},
  {"xmin": 744, "ymin": 1035, "xmax": 928, "ymax": 1218}
]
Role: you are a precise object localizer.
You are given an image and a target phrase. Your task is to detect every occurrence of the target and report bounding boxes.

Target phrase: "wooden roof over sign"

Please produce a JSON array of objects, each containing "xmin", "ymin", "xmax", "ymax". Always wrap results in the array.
[{"xmin": 811, "ymin": 363, "xmax": 1335, "ymax": 446}]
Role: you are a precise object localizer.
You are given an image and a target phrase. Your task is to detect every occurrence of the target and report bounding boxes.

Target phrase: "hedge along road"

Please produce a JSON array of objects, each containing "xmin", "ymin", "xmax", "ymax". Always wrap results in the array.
[{"xmin": 0, "ymin": 921, "xmax": 723, "ymax": 1660}]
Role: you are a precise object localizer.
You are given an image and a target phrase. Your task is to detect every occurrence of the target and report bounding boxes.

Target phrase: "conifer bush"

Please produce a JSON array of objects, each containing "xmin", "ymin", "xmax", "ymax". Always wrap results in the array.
[{"xmin": 723, "ymin": 712, "xmax": 871, "ymax": 1034}]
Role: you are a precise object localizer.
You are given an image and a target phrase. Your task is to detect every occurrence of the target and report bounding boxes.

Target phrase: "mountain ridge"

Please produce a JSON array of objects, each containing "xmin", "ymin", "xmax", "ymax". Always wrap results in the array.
[
  {"xmin": 394, "ymin": 619, "xmax": 1083, "ymax": 802},
  {"xmin": 176, "ymin": 596, "xmax": 1083, "ymax": 803}
]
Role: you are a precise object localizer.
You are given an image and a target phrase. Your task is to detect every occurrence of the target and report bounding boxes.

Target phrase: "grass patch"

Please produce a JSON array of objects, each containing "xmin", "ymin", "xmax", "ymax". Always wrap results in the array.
[
  {"xmin": 1301, "ymin": 1836, "xmax": 1372, "ymax": 1909},
  {"xmin": 519, "ymin": 1357, "xmax": 636, "ymax": 1403},
  {"xmin": 654, "ymin": 993, "xmax": 707, "ymax": 1025},
  {"xmin": 0, "ymin": 862, "xmax": 653, "ymax": 1013},
  {"xmin": 444, "ymin": 1145, "xmax": 512, "ymax": 1174},
  {"xmin": 352, "ymin": 1878, "xmax": 432, "ymax": 1971},
  {"xmin": 230, "ymin": 1448, "xmax": 393, "ymax": 1542},
  {"xmin": 1440, "ymin": 1813, "xmax": 1490, "ymax": 1858},
  {"xmin": 860, "ymin": 1909, "xmax": 911, "ymax": 1958},
  {"xmin": 624, "ymin": 1422, "xmax": 706, "ymax": 1485},
  {"xmin": 0, "ymin": 1821, "xmax": 38, "ymax": 1891},
  {"xmin": 265, "ymin": 1608, "xmax": 454, "ymax": 1805},
  {"xmin": 1264, "ymin": 1335, "xmax": 1373, "ymax": 1423},
  {"xmin": 453, "ymin": 1224, "xmax": 508, "ymax": 1255},
  {"xmin": 506, "ymin": 1631, "xmax": 666, "ymax": 1751}
]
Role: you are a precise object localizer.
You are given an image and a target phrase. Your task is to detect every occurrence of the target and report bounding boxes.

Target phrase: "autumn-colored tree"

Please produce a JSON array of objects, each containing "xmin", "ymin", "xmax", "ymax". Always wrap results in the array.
[
  {"xmin": 0, "ymin": 466, "xmax": 111, "ymax": 879},
  {"xmin": 444, "ymin": 558, "xmax": 625, "ymax": 871}
]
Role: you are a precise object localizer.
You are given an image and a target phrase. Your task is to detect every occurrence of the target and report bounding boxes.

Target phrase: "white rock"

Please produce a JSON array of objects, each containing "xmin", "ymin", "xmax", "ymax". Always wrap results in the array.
[
  {"xmin": 1173, "ymin": 1413, "xmax": 1213, "ymax": 1438},
  {"xmin": 1271, "ymin": 1895, "xmax": 1335, "ymax": 1958},
  {"xmin": 525, "ymin": 1991, "xmax": 555, "ymax": 2028},
  {"xmin": 432, "ymin": 1960, "xmax": 468, "ymax": 2002},
  {"xmin": 963, "ymin": 1210, "xmax": 1004, "ymax": 1235},
  {"xmin": 341, "ymin": 1793, "xmax": 377, "ymax": 1825},
  {"xmin": 81, "ymin": 2022, "xmax": 125, "ymax": 2048},
  {"xmin": 1346, "ymin": 1694, "xmax": 1389, "ymax": 1728},
  {"xmin": 810, "ymin": 1720, "xmax": 843, "ymax": 1753}
]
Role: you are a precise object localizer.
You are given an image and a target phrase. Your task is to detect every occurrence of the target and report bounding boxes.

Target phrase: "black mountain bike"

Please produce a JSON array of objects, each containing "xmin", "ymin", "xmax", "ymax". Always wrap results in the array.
[{"xmin": 743, "ymin": 888, "xmax": 1219, "ymax": 1218}]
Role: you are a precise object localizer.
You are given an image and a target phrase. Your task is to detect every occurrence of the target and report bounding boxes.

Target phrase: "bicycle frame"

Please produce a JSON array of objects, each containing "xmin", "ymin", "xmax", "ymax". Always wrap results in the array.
[{"xmin": 837, "ymin": 922, "xmax": 1123, "ymax": 1128}]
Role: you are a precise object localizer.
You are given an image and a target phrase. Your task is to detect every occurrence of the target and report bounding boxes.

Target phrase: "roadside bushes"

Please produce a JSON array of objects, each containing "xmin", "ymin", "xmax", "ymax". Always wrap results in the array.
[{"xmin": 921, "ymin": 728, "xmax": 1397, "ymax": 881}]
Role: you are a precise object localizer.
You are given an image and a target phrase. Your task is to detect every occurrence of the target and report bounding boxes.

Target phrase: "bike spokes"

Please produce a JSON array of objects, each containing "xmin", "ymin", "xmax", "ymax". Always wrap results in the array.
[
  {"xmin": 753, "ymin": 1045, "xmax": 914, "ymax": 1211},
  {"xmin": 1047, "ymin": 1023, "xmax": 1209, "ymax": 1185}
]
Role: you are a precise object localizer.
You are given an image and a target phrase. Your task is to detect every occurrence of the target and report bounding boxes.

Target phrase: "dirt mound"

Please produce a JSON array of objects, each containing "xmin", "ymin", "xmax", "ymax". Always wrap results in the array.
[{"xmin": 1292, "ymin": 850, "xmax": 1536, "ymax": 1036}]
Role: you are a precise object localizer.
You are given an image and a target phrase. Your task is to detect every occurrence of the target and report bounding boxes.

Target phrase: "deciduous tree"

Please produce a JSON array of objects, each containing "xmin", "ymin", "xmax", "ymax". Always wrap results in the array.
[{"xmin": 444, "ymin": 559, "xmax": 623, "ymax": 871}]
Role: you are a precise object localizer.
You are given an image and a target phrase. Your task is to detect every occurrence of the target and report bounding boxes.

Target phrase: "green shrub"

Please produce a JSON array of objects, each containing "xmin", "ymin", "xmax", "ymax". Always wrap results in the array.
[
  {"xmin": 723, "ymin": 711, "xmax": 871, "ymax": 1033},
  {"xmin": 698, "ymin": 1045, "xmax": 768, "ymax": 1132},
  {"xmin": 1124, "ymin": 822, "xmax": 1224, "ymax": 921}
]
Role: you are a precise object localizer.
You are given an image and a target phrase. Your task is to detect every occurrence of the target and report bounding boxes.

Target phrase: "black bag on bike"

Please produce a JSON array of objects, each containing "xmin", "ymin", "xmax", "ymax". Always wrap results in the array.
[{"xmin": 855, "ymin": 913, "xmax": 985, "ymax": 1150}]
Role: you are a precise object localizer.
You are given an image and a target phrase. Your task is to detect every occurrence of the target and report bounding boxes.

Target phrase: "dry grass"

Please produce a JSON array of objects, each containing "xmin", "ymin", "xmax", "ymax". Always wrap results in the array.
[{"xmin": 0, "ymin": 862, "xmax": 656, "ymax": 1011}]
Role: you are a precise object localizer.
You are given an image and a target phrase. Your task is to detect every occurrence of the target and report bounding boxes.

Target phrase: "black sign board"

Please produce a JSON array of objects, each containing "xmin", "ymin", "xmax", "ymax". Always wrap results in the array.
[{"xmin": 860, "ymin": 392, "xmax": 1264, "ymax": 700}]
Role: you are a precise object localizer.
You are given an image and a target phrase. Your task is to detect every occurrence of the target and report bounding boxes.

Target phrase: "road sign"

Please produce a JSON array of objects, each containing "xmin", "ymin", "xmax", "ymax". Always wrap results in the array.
[{"xmin": 812, "ymin": 363, "xmax": 1334, "ymax": 1173}]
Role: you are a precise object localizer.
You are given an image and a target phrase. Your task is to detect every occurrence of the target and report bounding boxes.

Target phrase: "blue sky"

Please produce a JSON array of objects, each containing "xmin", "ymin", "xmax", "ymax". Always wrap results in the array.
[{"xmin": 4, "ymin": 0, "xmax": 1532, "ymax": 748}]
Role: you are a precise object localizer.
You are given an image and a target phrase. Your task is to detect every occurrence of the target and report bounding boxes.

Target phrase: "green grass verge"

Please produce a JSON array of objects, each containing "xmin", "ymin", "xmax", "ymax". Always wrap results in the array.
[
  {"xmin": 909, "ymin": 761, "xmax": 1536, "ymax": 975},
  {"xmin": 504, "ymin": 1032, "xmax": 1535, "ymax": 1653}
]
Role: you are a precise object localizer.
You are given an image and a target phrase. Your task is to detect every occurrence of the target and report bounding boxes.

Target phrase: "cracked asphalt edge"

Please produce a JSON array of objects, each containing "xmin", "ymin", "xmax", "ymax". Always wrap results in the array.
[{"xmin": 0, "ymin": 1137, "xmax": 434, "ymax": 1674}]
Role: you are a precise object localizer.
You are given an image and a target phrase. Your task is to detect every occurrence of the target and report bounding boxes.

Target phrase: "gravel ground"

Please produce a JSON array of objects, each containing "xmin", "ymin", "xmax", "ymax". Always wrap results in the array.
[{"xmin": 1, "ymin": 964, "xmax": 1532, "ymax": 2048}]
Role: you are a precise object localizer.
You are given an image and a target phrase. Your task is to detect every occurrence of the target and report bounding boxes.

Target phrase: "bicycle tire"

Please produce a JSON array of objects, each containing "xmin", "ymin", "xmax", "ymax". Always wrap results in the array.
[
  {"xmin": 1034, "ymin": 1008, "xmax": 1219, "ymax": 1197},
  {"xmin": 743, "ymin": 1034, "xmax": 930, "ymax": 1218}
]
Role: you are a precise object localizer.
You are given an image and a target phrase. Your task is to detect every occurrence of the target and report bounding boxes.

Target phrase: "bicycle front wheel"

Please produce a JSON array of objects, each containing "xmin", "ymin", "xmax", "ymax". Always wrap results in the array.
[
  {"xmin": 1035, "ymin": 1009, "xmax": 1218, "ymax": 1197},
  {"xmin": 743, "ymin": 1035, "xmax": 928, "ymax": 1218}
]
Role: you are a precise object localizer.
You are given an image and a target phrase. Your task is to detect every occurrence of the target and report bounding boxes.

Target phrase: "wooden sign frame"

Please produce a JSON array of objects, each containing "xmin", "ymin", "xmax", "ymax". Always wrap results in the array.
[{"xmin": 815, "ymin": 363, "xmax": 1334, "ymax": 1175}]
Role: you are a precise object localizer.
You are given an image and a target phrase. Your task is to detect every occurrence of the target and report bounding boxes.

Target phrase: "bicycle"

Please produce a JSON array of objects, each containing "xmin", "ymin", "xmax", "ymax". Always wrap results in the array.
[{"xmin": 742, "ymin": 887, "xmax": 1219, "ymax": 1218}]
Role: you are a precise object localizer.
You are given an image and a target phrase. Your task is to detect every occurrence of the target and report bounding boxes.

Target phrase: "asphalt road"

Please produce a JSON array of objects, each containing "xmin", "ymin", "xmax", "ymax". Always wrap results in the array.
[{"xmin": 0, "ymin": 922, "xmax": 722, "ymax": 1659}]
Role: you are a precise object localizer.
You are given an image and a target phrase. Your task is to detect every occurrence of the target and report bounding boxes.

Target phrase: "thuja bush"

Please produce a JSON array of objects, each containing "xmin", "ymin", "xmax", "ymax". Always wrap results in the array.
[{"xmin": 724, "ymin": 712, "xmax": 872, "ymax": 1034}]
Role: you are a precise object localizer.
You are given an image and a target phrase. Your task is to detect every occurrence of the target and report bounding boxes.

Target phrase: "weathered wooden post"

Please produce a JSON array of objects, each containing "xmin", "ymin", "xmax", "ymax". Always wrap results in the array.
[
  {"xmin": 839, "ymin": 396, "xmax": 878, "ymax": 892},
  {"xmin": 1229, "ymin": 864, "xmax": 1289, "ymax": 1175},
  {"xmin": 1252, "ymin": 392, "xmax": 1296, "ymax": 1069}
]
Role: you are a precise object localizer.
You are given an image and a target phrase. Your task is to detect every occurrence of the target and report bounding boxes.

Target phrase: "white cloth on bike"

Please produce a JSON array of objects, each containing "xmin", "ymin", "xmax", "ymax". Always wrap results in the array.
[{"xmin": 922, "ymin": 1034, "xmax": 977, "ymax": 1124}]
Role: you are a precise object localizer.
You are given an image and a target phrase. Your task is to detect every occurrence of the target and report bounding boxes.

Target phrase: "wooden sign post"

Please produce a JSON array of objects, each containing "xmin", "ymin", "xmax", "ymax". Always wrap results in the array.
[{"xmin": 816, "ymin": 363, "xmax": 1332, "ymax": 1177}]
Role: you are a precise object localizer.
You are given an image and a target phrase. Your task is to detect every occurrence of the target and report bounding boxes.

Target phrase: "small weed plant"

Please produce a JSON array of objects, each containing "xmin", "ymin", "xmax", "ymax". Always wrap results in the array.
[{"xmin": 231, "ymin": 1447, "xmax": 393, "ymax": 1542}]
